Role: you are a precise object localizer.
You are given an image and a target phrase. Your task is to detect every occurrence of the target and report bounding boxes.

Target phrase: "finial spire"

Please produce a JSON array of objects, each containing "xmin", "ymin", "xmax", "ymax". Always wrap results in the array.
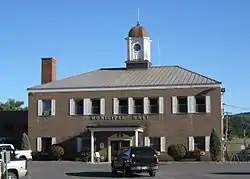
[{"xmin": 137, "ymin": 8, "xmax": 140, "ymax": 25}]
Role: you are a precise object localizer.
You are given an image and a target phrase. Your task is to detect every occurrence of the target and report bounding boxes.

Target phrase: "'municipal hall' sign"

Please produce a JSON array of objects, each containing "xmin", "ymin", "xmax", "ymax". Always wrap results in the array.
[{"xmin": 88, "ymin": 115, "xmax": 149, "ymax": 121}]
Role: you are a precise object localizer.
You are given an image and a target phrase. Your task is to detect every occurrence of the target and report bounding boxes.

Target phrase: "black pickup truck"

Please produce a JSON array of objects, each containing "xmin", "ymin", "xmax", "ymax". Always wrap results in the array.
[{"xmin": 111, "ymin": 146, "xmax": 159, "ymax": 177}]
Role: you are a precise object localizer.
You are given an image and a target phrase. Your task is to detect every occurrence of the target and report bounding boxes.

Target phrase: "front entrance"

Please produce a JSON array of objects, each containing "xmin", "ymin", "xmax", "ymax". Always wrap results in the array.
[
  {"xmin": 111, "ymin": 140, "xmax": 130, "ymax": 158},
  {"xmin": 88, "ymin": 126, "xmax": 144, "ymax": 163}
]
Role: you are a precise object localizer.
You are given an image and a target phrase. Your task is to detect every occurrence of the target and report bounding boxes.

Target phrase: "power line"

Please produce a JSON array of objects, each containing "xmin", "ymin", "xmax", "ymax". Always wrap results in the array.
[{"xmin": 223, "ymin": 103, "xmax": 250, "ymax": 111}]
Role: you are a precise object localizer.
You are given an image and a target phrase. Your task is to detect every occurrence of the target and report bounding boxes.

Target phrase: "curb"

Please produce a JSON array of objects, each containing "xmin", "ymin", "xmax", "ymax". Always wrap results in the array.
[
  {"xmin": 160, "ymin": 161, "xmax": 250, "ymax": 164},
  {"xmin": 30, "ymin": 161, "xmax": 250, "ymax": 164}
]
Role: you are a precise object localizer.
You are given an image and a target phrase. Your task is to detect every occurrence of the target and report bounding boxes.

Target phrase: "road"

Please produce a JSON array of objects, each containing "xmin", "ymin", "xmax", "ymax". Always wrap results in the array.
[{"xmin": 25, "ymin": 161, "xmax": 250, "ymax": 179}]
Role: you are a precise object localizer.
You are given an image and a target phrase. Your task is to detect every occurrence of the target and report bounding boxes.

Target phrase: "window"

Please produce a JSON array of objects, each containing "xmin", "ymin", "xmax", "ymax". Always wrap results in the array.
[
  {"xmin": 80, "ymin": 137, "xmax": 91, "ymax": 157},
  {"xmin": 149, "ymin": 98, "xmax": 158, "ymax": 114},
  {"xmin": 91, "ymin": 99, "xmax": 100, "ymax": 115},
  {"xmin": 149, "ymin": 137, "xmax": 160, "ymax": 151},
  {"xmin": 118, "ymin": 98, "xmax": 128, "ymax": 114},
  {"xmin": 194, "ymin": 136, "xmax": 205, "ymax": 151},
  {"xmin": 41, "ymin": 137, "xmax": 52, "ymax": 152},
  {"xmin": 75, "ymin": 99, "xmax": 83, "ymax": 115},
  {"xmin": 42, "ymin": 100, "xmax": 52, "ymax": 115},
  {"xmin": 196, "ymin": 96, "xmax": 206, "ymax": 113},
  {"xmin": 82, "ymin": 137, "xmax": 91, "ymax": 151},
  {"xmin": 177, "ymin": 97, "xmax": 188, "ymax": 113},
  {"xmin": 38, "ymin": 99, "xmax": 55, "ymax": 117},
  {"xmin": 134, "ymin": 98, "xmax": 143, "ymax": 114}
]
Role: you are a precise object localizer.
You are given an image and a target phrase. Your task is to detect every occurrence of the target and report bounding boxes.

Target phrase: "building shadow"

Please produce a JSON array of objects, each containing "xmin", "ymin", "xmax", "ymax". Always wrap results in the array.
[
  {"xmin": 65, "ymin": 171, "xmax": 143, "ymax": 178},
  {"xmin": 210, "ymin": 172, "xmax": 250, "ymax": 175}
]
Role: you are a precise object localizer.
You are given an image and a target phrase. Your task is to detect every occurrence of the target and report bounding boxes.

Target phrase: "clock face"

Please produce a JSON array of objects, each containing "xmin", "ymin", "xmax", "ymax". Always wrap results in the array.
[{"xmin": 133, "ymin": 43, "xmax": 141, "ymax": 52}]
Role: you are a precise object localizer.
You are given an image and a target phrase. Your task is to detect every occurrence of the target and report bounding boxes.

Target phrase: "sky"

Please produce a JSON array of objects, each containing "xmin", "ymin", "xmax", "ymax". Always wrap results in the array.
[{"xmin": 0, "ymin": 0, "xmax": 249, "ymax": 114}]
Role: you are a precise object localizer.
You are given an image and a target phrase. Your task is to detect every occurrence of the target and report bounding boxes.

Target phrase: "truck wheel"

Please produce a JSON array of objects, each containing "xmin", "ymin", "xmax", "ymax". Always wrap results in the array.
[
  {"xmin": 19, "ymin": 156, "xmax": 27, "ymax": 160},
  {"xmin": 111, "ymin": 164, "xmax": 117, "ymax": 174},
  {"xmin": 121, "ymin": 166, "xmax": 131, "ymax": 177},
  {"xmin": 8, "ymin": 171, "xmax": 18, "ymax": 179},
  {"xmin": 121, "ymin": 165, "xmax": 126, "ymax": 177},
  {"xmin": 148, "ymin": 170, "xmax": 156, "ymax": 177}
]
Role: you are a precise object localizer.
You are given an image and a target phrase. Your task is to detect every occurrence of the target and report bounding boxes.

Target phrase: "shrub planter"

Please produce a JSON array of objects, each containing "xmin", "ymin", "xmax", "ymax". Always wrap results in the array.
[{"xmin": 167, "ymin": 144, "xmax": 187, "ymax": 161}]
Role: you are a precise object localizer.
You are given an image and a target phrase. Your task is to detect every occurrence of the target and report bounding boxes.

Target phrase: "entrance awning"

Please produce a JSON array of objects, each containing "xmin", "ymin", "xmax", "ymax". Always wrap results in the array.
[
  {"xmin": 87, "ymin": 124, "xmax": 143, "ymax": 163},
  {"xmin": 87, "ymin": 124, "xmax": 144, "ymax": 132}
]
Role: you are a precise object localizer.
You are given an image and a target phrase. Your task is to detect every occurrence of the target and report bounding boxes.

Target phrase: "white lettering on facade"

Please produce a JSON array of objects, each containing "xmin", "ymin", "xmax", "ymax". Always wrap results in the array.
[
  {"xmin": 90, "ymin": 115, "xmax": 125, "ymax": 120},
  {"xmin": 132, "ymin": 115, "xmax": 149, "ymax": 120},
  {"xmin": 89, "ymin": 115, "xmax": 149, "ymax": 120}
]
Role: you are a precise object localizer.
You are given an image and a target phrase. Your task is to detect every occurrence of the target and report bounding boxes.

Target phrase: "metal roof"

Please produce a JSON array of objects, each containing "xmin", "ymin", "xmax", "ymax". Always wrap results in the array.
[{"xmin": 28, "ymin": 66, "xmax": 221, "ymax": 90}]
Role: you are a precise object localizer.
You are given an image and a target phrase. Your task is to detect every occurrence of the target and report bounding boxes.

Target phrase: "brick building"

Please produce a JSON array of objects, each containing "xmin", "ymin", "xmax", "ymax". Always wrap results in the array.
[{"xmin": 27, "ymin": 22, "xmax": 224, "ymax": 162}]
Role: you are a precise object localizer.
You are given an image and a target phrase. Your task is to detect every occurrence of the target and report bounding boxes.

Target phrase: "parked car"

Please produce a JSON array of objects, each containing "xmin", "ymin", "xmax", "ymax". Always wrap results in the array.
[
  {"xmin": 111, "ymin": 146, "xmax": 159, "ymax": 177},
  {"xmin": 0, "ymin": 154, "xmax": 28, "ymax": 179},
  {"xmin": 0, "ymin": 144, "xmax": 32, "ymax": 160}
]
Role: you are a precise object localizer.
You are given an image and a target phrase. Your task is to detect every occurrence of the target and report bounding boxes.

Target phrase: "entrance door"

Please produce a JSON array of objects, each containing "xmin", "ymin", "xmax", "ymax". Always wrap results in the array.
[
  {"xmin": 121, "ymin": 140, "xmax": 130, "ymax": 148},
  {"xmin": 111, "ymin": 140, "xmax": 130, "ymax": 159}
]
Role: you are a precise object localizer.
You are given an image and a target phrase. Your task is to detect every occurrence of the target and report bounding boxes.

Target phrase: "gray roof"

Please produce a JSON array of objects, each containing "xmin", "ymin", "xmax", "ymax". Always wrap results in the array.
[{"xmin": 28, "ymin": 66, "xmax": 221, "ymax": 90}]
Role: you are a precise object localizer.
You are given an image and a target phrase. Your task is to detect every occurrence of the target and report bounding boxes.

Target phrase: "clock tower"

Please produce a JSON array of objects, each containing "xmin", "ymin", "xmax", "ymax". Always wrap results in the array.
[{"xmin": 125, "ymin": 21, "xmax": 152, "ymax": 69}]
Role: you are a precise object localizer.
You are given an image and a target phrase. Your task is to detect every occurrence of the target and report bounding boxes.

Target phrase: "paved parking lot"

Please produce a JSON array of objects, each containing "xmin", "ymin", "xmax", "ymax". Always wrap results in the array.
[{"xmin": 24, "ymin": 161, "xmax": 250, "ymax": 179}]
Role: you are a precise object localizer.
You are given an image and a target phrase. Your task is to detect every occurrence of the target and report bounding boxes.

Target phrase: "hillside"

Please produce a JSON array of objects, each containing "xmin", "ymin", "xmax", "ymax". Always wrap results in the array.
[{"xmin": 226, "ymin": 112, "xmax": 250, "ymax": 138}]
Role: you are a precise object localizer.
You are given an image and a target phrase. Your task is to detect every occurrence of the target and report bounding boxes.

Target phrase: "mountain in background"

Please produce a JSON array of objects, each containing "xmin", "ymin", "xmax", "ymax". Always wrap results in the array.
[{"xmin": 226, "ymin": 112, "xmax": 250, "ymax": 138}]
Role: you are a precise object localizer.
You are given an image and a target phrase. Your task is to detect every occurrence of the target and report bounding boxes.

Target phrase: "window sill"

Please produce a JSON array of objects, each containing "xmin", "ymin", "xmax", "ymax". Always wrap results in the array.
[
  {"xmin": 69, "ymin": 114, "xmax": 106, "ymax": 117},
  {"xmin": 189, "ymin": 112, "xmax": 209, "ymax": 114},
  {"xmin": 38, "ymin": 115, "xmax": 53, "ymax": 117},
  {"xmin": 132, "ymin": 113, "xmax": 144, "ymax": 115},
  {"xmin": 195, "ymin": 112, "xmax": 207, "ymax": 114},
  {"xmin": 78, "ymin": 114, "xmax": 102, "ymax": 116},
  {"xmin": 69, "ymin": 114, "xmax": 84, "ymax": 117},
  {"xmin": 172, "ymin": 112, "xmax": 210, "ymax": 115},
  {"xmin": 172, "ymin": 112, "xmax": 188, "ymax": 115},
  {"xmin": 114, "ymin": 113, "xmax": 161, "ymax": 116},
  {"xmin": 147, "ymin": 113, "xmax": 161, "ymax": 115}
]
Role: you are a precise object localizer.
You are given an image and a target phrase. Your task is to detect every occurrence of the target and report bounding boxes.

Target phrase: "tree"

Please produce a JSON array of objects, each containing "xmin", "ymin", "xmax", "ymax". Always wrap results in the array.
[
  {"xmin": 210, "ymin": 128, "xmax": 222, "ymax": 161},
  {"xmin": 21, "ymin": 133, "xmax": 31, "ymax": 150},
  {"xmin": 0, "ymin": 99, "xmax": 27, "ymax": 111}
]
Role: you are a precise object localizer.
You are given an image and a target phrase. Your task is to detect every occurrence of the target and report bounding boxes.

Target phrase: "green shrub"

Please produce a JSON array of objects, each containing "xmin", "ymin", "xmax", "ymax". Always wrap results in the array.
[
  {"xmin": 167, "ymin": 144, "xmax": 187, "ymax": 161},
  {"xmin": 49, "ymin": 145, "xmax": 64, "ymax": 160},
  {"xmin": 21, "ymin": 133, "xmax": 31, "ymax": 150},
  {"xmin": 210, "ymin": 128, "xmax": 222, "ymax": 161},
  {"xmin": 193, "ymin": 148, "xmax": 202, "ymax": 161},
  {"xmin": 193, "ymin": 148, "xmax": 206, "ymax": 161},
  {"xmin": 200, "ymin": 152, "xmax": 211, "ymax": 161}
]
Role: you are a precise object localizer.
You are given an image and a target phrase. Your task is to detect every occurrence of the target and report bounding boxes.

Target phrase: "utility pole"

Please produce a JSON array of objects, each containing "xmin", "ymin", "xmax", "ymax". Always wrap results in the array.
[
  {"xmin": 222, "ymin": 112, "xmax": 230, "ymax": 162},
  {"xmin": 224, "ymin": 112, "xmax": 232, "ymax": 155},
  {"xmin": 243, "ymin": 129, "xmax": 247, "ymax": 149},
  {"xmin": 225, "ymin": 114, "xmax": 229, "ymax": 149}
]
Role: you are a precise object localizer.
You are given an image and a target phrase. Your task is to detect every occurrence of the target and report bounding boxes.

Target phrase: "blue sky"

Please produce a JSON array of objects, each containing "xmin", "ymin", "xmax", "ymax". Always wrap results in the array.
[{"xmin": 0, "ymin": 0, "xmax": 249, "ymax": 114}]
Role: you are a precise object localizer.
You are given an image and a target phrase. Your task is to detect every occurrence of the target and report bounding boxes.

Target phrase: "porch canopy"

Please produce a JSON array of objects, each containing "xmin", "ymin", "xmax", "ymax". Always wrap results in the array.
[
  {"xmin": 86, "ymin": 124, "xmax": 144, "ymax": 163},
  {"xmin": 87, "ymin": 124, "xmax": 144, "ymax": 132}
]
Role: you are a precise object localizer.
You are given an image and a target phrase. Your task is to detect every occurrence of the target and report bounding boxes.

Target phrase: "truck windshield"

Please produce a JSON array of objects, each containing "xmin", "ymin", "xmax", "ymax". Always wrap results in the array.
[{"xmin": 131, "ymin": 147, "xmax": 156, "ymax": 157}]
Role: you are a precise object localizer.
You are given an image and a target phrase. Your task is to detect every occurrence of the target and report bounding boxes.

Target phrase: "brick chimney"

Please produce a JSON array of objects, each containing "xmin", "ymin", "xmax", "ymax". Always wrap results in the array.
[{"xmin": 41, "ymin": 57, "xmax": 56, "ymax": 84}]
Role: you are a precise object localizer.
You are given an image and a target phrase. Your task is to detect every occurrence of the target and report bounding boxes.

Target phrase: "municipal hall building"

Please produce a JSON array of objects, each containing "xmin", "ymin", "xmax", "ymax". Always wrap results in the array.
[{"xmin": 27, "ymin": 21, "xmax": 224, "ymax": 163}]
